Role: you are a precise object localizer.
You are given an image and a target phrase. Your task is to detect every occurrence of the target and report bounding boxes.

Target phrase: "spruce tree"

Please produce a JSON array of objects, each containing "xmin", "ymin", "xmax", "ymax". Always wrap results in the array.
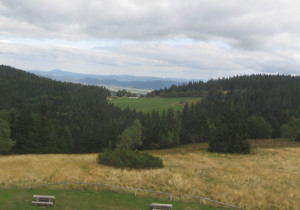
[
  {"xmin": 12, "ymin": 105, "xmax": 35, "ymax": 153},
  {"xmin": 208, "ymin": 98, "xmax": 250, "ymax": 154},
  {"xmin": 0, "ymin": 117, "xmax": 15, "ymax": 154},
  {"xmin": 157, "ymin": 108, "xmax": 181, "ymax": 148}
]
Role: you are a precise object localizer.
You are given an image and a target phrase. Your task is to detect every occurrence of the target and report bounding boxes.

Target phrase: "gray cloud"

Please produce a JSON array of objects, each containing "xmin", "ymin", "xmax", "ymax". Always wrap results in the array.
[
  {"xmin": 1, "ymin": 41, "xmax": 299, "ymax": 79},
  {"xmin": 1, "ymin": 0, "xmax": 300, "ymax": 79},
  {"xmin": 1, "ymin": 0, "xmax": 300, "ymax": 49}
]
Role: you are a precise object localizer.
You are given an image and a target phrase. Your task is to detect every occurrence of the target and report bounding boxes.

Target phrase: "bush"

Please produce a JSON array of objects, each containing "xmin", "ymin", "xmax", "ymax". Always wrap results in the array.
[
  {"xmin": 247, "ymin": 115, "xmax": 272, "ymax": 139},
  {"xmin": 280, "ymin": 117, "xmax": 300, "ymax": 141},
  {"xmin": 97, "ymin": 149, "xmax": 164, "ymax": 169}
]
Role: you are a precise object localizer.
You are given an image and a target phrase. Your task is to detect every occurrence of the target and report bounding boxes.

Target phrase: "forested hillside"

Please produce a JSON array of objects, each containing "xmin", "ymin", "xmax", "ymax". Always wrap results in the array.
[
  {"xmin": 150, "ymin": 74, "xmax": 300, "ymax": 140},
  {"xmin": 1, "ymin": 66, "xmax": 299, "ymax": 155},
  {"xmin": 0, "ymin": 65, "xmax": 137, "ymax": 153},
  {"xmin": 0, "ymin": 65, "xmax": 185, "ymax": 154}
]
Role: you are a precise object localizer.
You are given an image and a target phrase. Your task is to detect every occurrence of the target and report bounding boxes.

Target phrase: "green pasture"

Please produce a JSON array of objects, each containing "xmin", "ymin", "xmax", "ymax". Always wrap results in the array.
[
  {"xmin": 108, "ymin": 97, "xmax": 201, "ymax": 114},
  {"xmin": 0, "ymin": 188, "xmax": 223, "ymax": 210}
]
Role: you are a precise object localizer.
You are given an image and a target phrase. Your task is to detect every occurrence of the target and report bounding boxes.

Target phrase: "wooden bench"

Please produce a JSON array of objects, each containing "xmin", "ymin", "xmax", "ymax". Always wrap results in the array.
[
  {"xmin": 32, "ymin": 195, "xmax": 55, "ymax": 207},
  {"xmin": 151, "ymin": 203, "xmax": 173, "ymax": 210}
]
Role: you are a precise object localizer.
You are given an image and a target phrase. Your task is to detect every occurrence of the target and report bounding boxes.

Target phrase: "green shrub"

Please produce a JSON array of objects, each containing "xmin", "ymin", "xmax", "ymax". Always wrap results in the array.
[
  {"xmin": 97, "ymin": 149, "xmax": 164, "ymax": 169},
  {"xmin": 247, "ymin": 115, "xmax": 272, "ymax": 139}
]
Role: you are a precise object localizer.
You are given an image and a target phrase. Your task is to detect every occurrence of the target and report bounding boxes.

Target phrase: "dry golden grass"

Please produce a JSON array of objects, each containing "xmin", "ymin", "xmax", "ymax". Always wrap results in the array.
[{"xmin": 0, "ymin": 139, "xmax": 299, "ymax": 209}]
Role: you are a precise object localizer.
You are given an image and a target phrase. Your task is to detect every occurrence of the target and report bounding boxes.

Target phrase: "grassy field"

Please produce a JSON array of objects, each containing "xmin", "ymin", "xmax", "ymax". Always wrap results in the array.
[
  {"xmin": 108, "ymin": 97, "xmax": 201, "ymax": 114},
  {"xmin": 0, "ymin": 139, "xmax": 299, "ymax": 209},
  {"xmin": 0, "ymin": 188, "xmax": 220, "ymax": 210}
]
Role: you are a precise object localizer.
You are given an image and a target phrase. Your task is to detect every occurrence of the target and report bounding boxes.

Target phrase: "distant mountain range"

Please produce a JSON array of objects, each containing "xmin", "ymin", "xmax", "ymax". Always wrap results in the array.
[{"xmin": 29, "ymin": 69, "xmax": 193, "ymax": 93}]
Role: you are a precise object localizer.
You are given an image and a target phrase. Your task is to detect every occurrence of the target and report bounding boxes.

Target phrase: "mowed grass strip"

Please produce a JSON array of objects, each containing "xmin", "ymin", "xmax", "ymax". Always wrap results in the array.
[
  {"xmin": 108, "ymin": 97, "xmax": 201, "ymax": 114},
  {"xmin": 0, "ymin": 139, "xmax": 299, "ymax": 209},
  {"xmin": 0, "ymin": 188, "xmax": 221, "ymax": 210}
]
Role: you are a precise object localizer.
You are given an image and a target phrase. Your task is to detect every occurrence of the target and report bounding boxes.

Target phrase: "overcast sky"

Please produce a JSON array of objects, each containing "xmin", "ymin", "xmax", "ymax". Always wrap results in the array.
[{"xmin": 1, "ymin": 0, "xmax": 300, "ymax": 80}]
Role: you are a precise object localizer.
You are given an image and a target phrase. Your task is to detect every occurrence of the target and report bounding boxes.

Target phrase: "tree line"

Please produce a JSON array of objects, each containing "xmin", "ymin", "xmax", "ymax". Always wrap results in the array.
[
  {"xmin": 1, "ymin": 65, "xmax": 299, "ymax": 155},
  {"xmin": 149, "ymin": 74, "xmax": 300, "ymax": 140}
]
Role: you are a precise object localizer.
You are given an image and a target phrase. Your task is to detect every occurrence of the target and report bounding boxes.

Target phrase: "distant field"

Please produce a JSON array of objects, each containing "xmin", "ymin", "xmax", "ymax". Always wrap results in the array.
[
  {"xmin": 107, "ymin": 85, "xmax": 152, "ymax": 95},
  {"xmin": 108, "ymin": 97, "xmax": 201, "ymax": 114},
  {"xmin": 0, "ymin": 139, "xmax": 299, "ymax": 209}
]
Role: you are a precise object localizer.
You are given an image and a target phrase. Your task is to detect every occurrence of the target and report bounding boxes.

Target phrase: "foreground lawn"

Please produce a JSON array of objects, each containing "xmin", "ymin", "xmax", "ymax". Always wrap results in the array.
[
  {"xmin": 0, "ymin": 188, "xmax": 220, "ymax": 210},
  {"xmin": 1, "ymin": 139, "xmax": 299, "ymax": 209},
  {"xmin": 108, "ymin": 97, "xmax": 201, "ymax": 114}
]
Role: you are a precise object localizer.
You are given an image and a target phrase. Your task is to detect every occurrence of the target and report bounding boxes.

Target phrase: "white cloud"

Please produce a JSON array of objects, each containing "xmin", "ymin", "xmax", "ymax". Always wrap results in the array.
[
  {"xmin": 0, "ymin": 0, "xmax": 300, "ymax": 78},
  {"xmin": 1, "ymin": 40, "xmax": 299, "ymax": 80},
  {"xmin": 1, "ymin": 0, "xmax": 300, "ymax": 49}
]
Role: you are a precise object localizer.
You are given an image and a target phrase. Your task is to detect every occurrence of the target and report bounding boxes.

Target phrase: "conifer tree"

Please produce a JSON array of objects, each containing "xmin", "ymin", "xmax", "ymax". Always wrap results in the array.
[
  {"xmin": 157, "ymin": 108, "xmax": 181, "ymax": 148},
  {"xmin": 12, "ymin": 105, "xmax": 35, "ymax": 153},
  {"xmin": 0, "ymin": 117, "xmax": 15, "ymax": 154},
  {"xmin": 208, "ymin": 98, "xmax": 250, "ymax": 154}
]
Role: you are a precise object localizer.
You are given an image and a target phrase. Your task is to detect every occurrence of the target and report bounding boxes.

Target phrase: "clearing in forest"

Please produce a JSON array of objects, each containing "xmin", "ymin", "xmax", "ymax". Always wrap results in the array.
[{"xmin": 108, "ymin": 97, "xmax": 201, "ymax": 114}]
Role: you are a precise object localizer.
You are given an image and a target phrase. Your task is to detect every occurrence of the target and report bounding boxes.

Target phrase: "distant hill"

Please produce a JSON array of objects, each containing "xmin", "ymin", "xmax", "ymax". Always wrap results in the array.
[{"xmin": 29, "ymin": 69, "xmax": 191, "ymax": 92}]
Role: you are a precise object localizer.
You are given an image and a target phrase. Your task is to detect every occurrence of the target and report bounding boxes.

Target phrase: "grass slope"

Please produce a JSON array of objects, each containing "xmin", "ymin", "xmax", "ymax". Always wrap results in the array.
[
  {"xmin": 1, "ymin": 139, "xmax": 299, "ymax": 209},
  {"xmin": 108, "ymin": 97, "xmax": 201, "ymax": 114},
  {"xmin": 0, "ymin": 188, "xmax": 219, "ymax": 210}
]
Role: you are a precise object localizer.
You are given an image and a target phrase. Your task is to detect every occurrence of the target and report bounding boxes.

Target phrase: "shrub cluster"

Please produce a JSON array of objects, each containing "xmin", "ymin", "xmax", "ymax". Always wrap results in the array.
[{"xmin": 98, "ymin": 149, "xmax": 164, "ymax": 169}]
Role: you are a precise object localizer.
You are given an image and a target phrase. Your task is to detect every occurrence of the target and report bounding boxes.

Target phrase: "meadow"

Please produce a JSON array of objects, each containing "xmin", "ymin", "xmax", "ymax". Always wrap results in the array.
[
  {"xmin": 108, "ymin": 97, "xmax": 201, "ymax": 114},
  {"xmin": 1, "ymin": 188, "xmax": 218, "ymax": 210},
  {"xmin": 0, "ymin": 139, "xmax": 299, "ymax": 209}
]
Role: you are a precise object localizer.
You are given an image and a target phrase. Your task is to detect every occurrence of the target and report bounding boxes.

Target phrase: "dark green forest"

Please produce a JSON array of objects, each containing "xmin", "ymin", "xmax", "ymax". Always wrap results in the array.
[
  {"xmin": 0, "ymin": 65, "xmax": 299, "ymax": 155},
  {"xmin": 150, "ymin": 74, "xmax": 300, "ymax": 139}
]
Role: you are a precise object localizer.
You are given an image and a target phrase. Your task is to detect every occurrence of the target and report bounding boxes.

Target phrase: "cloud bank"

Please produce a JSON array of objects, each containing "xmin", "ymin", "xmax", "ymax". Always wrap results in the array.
[{"xmin": 0, "ymin": 0, "xmax": 300, "ymax": 79}]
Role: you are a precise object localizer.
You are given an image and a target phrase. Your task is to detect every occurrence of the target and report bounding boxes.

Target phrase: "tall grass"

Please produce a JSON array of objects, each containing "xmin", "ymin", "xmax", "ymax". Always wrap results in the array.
[{"xmin": 0, "ymin": 139, "xmax": 299, "ymax": 209}]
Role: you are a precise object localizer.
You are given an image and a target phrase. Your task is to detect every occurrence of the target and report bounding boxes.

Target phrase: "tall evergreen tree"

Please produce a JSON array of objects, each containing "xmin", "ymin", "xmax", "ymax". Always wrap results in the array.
[
  {"xmin": 208, "ymin": 98, "xmax": 250, "ymax": 154},
  {"xmin": 0, "ymin": 117, "xmax": 15, "ymax": 154},
  {"xmin": 180, "ymin": 103, "xmax": 210, "ymax": 143},
  {"xmin": 157, "ymin": 108, "xmax": 181, "ymax": 148},
  {"xmin": 38, "ymin": 96, "xmax": 57, "ymax": 153},
  {"xmin": 11, "ymin": 105, "xmax": 35, "ymax": 153}
]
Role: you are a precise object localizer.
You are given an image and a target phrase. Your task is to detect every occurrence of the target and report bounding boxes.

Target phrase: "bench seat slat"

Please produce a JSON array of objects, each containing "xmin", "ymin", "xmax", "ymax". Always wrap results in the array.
[{"xmin": 32, "ymin": 201, "xmax": 54, "ymax": 206}]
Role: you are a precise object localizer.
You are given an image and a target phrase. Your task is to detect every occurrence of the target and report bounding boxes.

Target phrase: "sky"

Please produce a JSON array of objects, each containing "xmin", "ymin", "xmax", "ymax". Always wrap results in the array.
[{"xmin": 1, "ymin": 0, "xmax": 300, "ymax": 80}]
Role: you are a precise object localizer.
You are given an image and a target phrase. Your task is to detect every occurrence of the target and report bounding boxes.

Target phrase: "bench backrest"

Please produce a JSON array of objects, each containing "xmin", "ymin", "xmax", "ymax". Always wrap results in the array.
[
  {"xmin": 151, "ymin": 203, "xmax": 173, "ymax": 209},
  {"xmin": 33, "ymin": 195, "xmax": 56, "ymax": 200}
]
